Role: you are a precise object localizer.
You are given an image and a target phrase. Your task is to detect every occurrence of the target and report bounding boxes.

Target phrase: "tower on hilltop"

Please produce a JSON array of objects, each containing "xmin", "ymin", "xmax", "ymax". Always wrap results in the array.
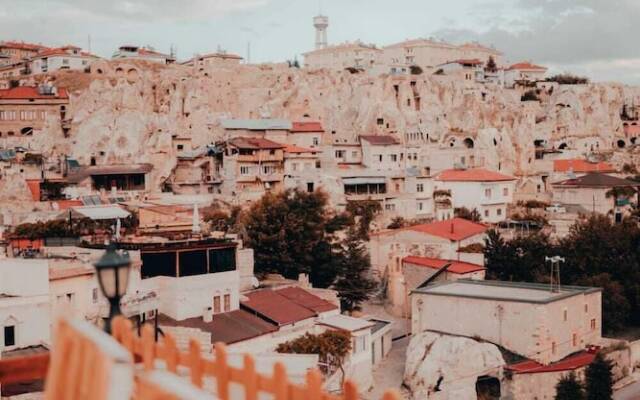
[{"xmin": 313, "ymin": 15, "xmax": 328, "ymax": 50}]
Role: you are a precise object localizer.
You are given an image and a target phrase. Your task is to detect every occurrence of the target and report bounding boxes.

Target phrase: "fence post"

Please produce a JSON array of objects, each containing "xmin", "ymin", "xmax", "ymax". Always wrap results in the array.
[
  {"xmin": 305, "ymin": 369, "xmax": 323, "ymax": 400},
  {"xmin": 189, "ymin": 339, "xmax": 204, "ymax": 388},
  {"xmin": 214, "ymin": 342, "xmax": 229, "ymax": 400},
  {"xmin": 243, "ymin": 354, "xmax": 258, "ymax": 400},
  {"xmin": 141, "ymin": 324, "xmax": 155, "ymax": 371},
  {"xmin": 382, "ymin": 389, "xmax": 401, "ymax": 400},
  {"xmin": 163, "ymin": 333, "xmax": 179, "ymax": 373},
  {"xmin": 343, "ymin": 380, "xmax": 359, "ymax": 400},
  {"xmin": 273, "ymin": 362, "xmax": 289, "ymax": 400}
]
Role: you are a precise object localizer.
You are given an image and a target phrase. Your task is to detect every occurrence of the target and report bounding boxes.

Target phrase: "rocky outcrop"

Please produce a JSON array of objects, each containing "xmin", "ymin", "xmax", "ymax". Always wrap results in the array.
[{"xmin": 404, "ymin": 331, "xmax": 505, "ymax": 399}]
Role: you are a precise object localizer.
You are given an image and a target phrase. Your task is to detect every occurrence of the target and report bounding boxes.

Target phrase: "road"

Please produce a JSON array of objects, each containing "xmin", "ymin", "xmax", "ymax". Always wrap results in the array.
[{"xmin": 614, "ymin": 380, "xmax": 640, "ymax": 400}]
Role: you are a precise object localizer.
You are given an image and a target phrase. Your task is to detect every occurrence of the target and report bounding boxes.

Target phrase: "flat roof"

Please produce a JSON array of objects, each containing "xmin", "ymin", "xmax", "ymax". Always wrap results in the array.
[{"xmin": 412, "ymin": 279, "xmax": 601, "ymax": 304}]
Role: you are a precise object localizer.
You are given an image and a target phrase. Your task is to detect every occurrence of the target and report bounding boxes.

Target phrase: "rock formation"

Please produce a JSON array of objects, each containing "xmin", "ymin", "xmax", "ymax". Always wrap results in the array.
[{"xmin": 403, "ymin": 331, "xmax": 505, "ymax": 399}]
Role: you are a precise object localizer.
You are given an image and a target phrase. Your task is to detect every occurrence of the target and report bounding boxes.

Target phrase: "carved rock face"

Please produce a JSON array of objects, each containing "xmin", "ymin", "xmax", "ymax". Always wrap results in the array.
[{"xmin": 404, "ymin": 331, "xmax": 505, "ymax": 400}]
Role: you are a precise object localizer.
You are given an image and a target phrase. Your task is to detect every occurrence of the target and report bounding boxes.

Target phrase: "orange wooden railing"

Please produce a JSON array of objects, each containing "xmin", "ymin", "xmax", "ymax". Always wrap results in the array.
[{"xmin": 110, "ymin": 316, "xmax": 400, "ymax": 400}]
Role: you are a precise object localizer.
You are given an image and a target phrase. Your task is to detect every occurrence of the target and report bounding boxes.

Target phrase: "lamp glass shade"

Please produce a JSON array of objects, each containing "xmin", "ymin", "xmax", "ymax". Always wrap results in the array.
[{"xmin": 94, "ymin": 246, "xmax": 131, "ymax": 300}]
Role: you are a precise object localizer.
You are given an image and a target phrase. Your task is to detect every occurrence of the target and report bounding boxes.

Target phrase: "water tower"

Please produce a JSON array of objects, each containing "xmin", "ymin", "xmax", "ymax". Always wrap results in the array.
[{"xmin": 313, "ymin": 15, "xmax": 329, "ymax": 50}]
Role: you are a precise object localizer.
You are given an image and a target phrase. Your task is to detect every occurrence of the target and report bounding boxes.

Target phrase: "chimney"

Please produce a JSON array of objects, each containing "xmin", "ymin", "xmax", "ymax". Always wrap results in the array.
[{"xmin": 203, "ymin": 306, "xmax": 213, "ymax": 323}]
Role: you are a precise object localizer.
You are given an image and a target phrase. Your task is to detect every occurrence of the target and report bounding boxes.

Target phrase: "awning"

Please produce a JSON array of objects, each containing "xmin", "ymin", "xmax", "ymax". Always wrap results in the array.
[{"xmin": 343, "ymin": 177, "xmax": 385, "ymax": 185}]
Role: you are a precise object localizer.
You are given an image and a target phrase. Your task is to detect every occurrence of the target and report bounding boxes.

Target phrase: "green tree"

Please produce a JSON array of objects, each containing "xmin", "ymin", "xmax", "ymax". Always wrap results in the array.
[
  {"xmin": 345, "ymin": 200, "xmax": 381, "ymax": 240},
  {"xmin": 484, "ymin": 229, "xmax": 551, "ymax": 282},
  {"xmin": 333, "ymin": 227, "xmax": 378, "ymax": 312},
  {"xmin": 276, "ymin": 330, "xmax": 351, "ymax": 376},
  {"xmin": 555, "ymin": 372, "xmax": 584, "ymax": 400},
  {"xmin": 485, "ymin": 56, "xmax": 497, "ymax": 73},
  {"xmin": 585, "ymin": 353, "xmax": 613, "ymax": 400},
  {"xmin": 454, "ymin": 207, "xmax": 481, "ymax": 222},
  {"xmin": 245, "ymin": 189, "xmax": 335, "ymax": 281},
  {"xmin": 387, "ymin": 216, "xmax": 406, "ymax": 229}
]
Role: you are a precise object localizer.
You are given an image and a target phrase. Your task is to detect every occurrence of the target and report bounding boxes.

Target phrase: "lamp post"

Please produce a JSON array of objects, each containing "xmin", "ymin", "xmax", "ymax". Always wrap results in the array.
[{"xmin": 94, "ymin": 243, "xmax": 131, "ymax": 334}]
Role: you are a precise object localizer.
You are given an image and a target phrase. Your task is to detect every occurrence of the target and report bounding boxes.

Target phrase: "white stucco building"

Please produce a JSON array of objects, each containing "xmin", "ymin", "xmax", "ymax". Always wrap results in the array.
[
  {"xmin": 112, "ymin": 45, "xmax": 175, "ymax": 64},
  {"xmin": 30, "ymin": 46, "xmax": 98, "ymax": 74},
  {"xmin": 0, "ymin": 259, "xmax": 51, "ymax": 352},
  {"xmin": 505, "ymin": 61, "xmax": 548, "ymax": 88},
  {"xmin": 411, "ymin": 280, "xmax": 602, "ymax": 365},
  {"xmin": 302, "ymin": 42, "xmax": 382, "ymax": 71},
  {"xmin": 434, "ymin": 168, "xmax": 517, "ymax": 223}
]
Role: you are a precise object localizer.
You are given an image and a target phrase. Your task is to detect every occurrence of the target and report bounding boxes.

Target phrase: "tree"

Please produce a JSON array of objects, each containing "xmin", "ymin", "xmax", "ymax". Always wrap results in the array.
[
  {"xmin": 484, "ymin": 229, "xmax": 551, "ymax": 282},
  {"xmin": 276, "ymin": 330, "xmax": 352, "ymax": 376},
  {"xmin": 555, "ymin": 372, "xmax": 584, "ymax": 400},
  {"xmin": 521, "ymin": 90, "xmax": 540, "ymax": 102},
  {"xmin": 454, "ymin": 207, "xmax": 481, "ymax": 222},
  {"xmin": 387, "ymin": 216, "xmax": 406, "ymax": 229},
  {"xmin": 333, "ymin": 227, "xmax": 378, "ymax": 312},
  {"xmin": 345, "ymin": 200, "xmax": 381, "ymax": 240},
  {"xmin": 485, "ymin": 56, "xmax": 497, "ymax": 73},
  {"xmin": 245, "ymin": 189, "xmax": 336, "ymax": 281},
  {"xmin": 585, "ymin": 353, "xmax": 613, "ymax": 400},
  {"xmin": 546, "ymin": 74, "xmax": 589, "ymax": 85}
]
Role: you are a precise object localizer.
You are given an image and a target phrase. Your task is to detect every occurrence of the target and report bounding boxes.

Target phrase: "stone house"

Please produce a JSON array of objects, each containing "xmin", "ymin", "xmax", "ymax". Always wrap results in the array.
[
  {"xmin": 30, "ymin": 46, "xmax": 98, "ymax": 75},
  {"xmin": 435, "ymin": 59, "xmax": 485, "ymax": 82},
  {"xmin": 551, "ymin": 173, "xmax": 639, "ymax": 220},
  {"xmin": 505, "ymin": 61, "xmax": 547, "ymax": 88},
  {"xmin": 221, "ymin": 137, "xmax": 285, "ymax": 203},
  {"xmin": 302, "ymin": 42, "xmax": 381, "ymax": 71},
  {"xmin": 411, "ymin": 280, "xmax": 602, "ymax": 365},
  {"xmin": 369, "ymin": 217, "xmax": 487, "ymax": 279},
  {"xmin": 434, "ymin": 168, "xmax": 517, "ymax": 223},
  {"xmin": 387, "ymin": 255, "xmax": 485, "ymax": 317},
  {"xmin": 0, "ymin": 85, "xmax": 69, "ymax": 143}
]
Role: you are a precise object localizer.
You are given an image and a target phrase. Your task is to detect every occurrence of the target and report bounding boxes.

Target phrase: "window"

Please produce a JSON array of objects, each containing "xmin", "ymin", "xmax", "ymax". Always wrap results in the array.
[
  {"xmin": 335, "ymin": 150, "xmax": 345, "ymax": 159},
  {"xmin": 177, "ymin": 144, "xmax": 184, "ymax": 150},
  {"xmin": 240, "ymin": 166, "xmax": 250, "ymax": 175},
  {"xmin": 312, "ymin": 137, "xmax": 319, "ymax": 146},
  {"xmin": 223, "ymin": 294, "xmax": 231, "ymax": 312},
  {"xmin": 353, "ymin": 335, "xmax": 366, "ymax": 353},
  {"xmin": 307, "ymin": 182, "xmax": 314, "ymax": 193},
  {"xmin": 497, "ymin": 208, "xmax": 502, "ymax": 216},
  {"xmin": 315, "ymin": 160, "xmax": 321, "ymax": 169},
  {"xmin": 269, "ymin": 149, "xmax": 276, "ymax": 155},
  {"xmin": 417, "ymin": 202, "xmax": 423, "ymax": 211},
  {"xmin": 62, "ymin": 58, "xmax": 69, "ymax": 65},
  {"xmin": 484, "ymin": 210, "xmax": 489, "ymax": 218},
  {"xmin": 385, "ymin": 203, "xmax": 395, "ymax": 211},
  {"xmin": 591, "ymin": 319, "xmax": 596, "ymax": 331},
  {"xmin": 563, "ymin": 309, "xmax": 568, "ymax": 321},
  {"xmin": 390, "ymin": 154, "xmax": 397, "ymax": 162},
  {"xmin": 377, "ymin": 154, "xmax": 383, "ymax": 162},
  {"xmin": 351, "ymin": 151, "xmax": 358, "ymax": 158},
  {"xmin": 292, "ymin": 162, "xmax": 298, "ymax": 171},
  {"xmin": 213, "ymin": 296, "xmax": 221, "ymax": 313},
  {"xmin": 551, "ymin": 342, "xmax": 556, "ymax": 355},
  {"xmin": 484, "ymin": 188, "xmax": 492, "ymax": 198},
  {"xmin": 417, "ymin": 183, "xmax": 424, "ymax": 193},
  {"xmin": 4, "ymin": 325, "xmax": 15, "ymax": 347},
  {"xmin": 572, "ymin": 333, "xmax": 578, "ymax": 347},
  {"xmin": 503, "ymin": 187, "xmax": 509, "ymax": 196}
]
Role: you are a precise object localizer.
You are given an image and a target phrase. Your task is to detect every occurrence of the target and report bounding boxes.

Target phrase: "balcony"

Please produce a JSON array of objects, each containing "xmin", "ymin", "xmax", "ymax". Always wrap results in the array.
[{"xmin": 0, "ymin": 316, "xmax": 401, "ymax": 400}]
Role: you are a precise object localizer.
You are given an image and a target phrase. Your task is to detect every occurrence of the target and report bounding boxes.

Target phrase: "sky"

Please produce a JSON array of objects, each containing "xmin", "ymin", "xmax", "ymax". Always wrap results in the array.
[{"xmin": 1, "ymin": 0, "xmax": 640, "ymax": 84}]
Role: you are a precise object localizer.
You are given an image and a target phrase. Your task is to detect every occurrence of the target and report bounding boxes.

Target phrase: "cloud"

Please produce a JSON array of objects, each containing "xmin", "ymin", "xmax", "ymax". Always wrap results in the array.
[
  {"xmin": 433, "ymin": 0, "xmax": 640, "ymax": 83},
  {"xmin": 50, "ymin": 0, "xmax": 272, "ymax": 21}
]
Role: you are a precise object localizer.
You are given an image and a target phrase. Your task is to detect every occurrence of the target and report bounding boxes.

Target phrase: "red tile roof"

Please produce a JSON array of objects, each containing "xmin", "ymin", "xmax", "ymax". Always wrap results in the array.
[
  {"xmin": 158, "ymin": 310, "xmax": 277, "ymax": 344},
  {"xmin": 35, "ymin": 47, "xmax": 97, "ymax": 58},
  {"xmin": 507, "ymin": 61, "xmax": 547, "ymax": 71},
  {"xmin": 0, "ymin": 86, "xmax": 69, "ymax": 100},
  {"xmin": 450, "ymin": 59, "xmax": 483, "ymax": 66},
  {"xmin": 436, "ymin": 168, "xmax": 516, "ymax": 182},
  {"xmin": 553, "ymin": 159, "xmax": 616, "ymax": 173},
  {"xmin": 359, "ymin": 135, "xmax": 400, "ymax": 145},
  {"xmin": 402, "ymin": 256, "xmax": 485, "ymax": 274},
  {"xmin": 229, "ymin": 137, "xmax": 285, "ymax": 150},
  {"xmin": 507, "ymin": 350, "xmax": 596, "ymax": 374},
  {"xmin": 291, "ymin": 121, "xmax": 324, "ymax": 133},
  {"xmin": 241, "ymin": 289, "xmax": 316, "ymax": 325},
  {"xmin": 241, "ymin": 287, "xmax": 337, "ymax": 325},
  {"xmin": 284, "ymin": 144, "xmax": 319, "ymax": 154},
  {"xmin": 0, "ymin": 41, "xmax": 48, "ymax": 52},
  {"xmin": 276, "ymin": 287, "xmax": 338, "ymax": 313},
  {"xmin": 406, "ymin": 218, "xmax": 488, "ymax": 241}
]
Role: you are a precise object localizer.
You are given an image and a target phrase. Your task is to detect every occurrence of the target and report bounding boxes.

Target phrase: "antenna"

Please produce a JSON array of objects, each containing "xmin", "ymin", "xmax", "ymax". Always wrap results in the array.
[
  {"xmin": 87, "ymin": 34, "xmax": 91, "ymax": 53},
  {"xmin": 247, "ymin": 41, "xmax": 251, "ymax": 64},
  {"xmin": 545, "ymin": 256, "xmax": 565, "ymax": 293}
]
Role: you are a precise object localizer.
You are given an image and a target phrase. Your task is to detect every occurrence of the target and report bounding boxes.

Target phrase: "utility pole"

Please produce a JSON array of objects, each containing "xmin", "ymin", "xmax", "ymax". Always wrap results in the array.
[{"xmin": 546, "ymin": 256, "xmax": 565, "ymax": 293}]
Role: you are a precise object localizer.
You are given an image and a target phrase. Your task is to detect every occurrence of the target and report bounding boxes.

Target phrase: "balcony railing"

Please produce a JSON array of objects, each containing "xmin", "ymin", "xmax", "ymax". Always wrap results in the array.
[{"xmin": 0, "ymin": 316, "xmax": 402, "ymax": 400}]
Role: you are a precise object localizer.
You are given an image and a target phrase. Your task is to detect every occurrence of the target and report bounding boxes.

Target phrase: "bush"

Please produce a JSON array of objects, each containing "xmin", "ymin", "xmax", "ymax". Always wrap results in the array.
[
  {"xmin": 521, "ymin": 90, "xmax": 540, "ymax": 102},
  {"xmin": 546, "ymin": 74, "xmax": 589, "ymax": 85}
]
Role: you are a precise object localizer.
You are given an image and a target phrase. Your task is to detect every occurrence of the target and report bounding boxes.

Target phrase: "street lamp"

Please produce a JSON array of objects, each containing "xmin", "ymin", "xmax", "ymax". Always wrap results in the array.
[{"xmin": 94, "ymin": 243, "xmax": 131, "ymax": 334}]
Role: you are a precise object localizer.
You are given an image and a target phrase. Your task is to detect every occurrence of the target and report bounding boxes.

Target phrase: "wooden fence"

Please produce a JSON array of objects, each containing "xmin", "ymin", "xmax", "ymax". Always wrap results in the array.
[{"xmin": 111, "ymin": 316, "xmax": 401, "ymax": 400}]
